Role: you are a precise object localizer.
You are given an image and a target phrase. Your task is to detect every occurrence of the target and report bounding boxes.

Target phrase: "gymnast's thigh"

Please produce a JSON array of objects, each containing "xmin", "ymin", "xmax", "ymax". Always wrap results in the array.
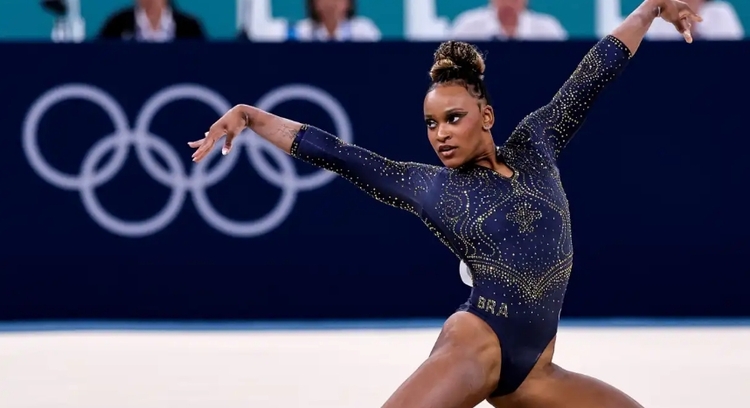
[
  {"xmin": 381, "ymin": 311, "xmax": 502, "ymax": 408},
  {"xmin": 487, "ymin": 364, "xmax": 643, "ymax": 408}
]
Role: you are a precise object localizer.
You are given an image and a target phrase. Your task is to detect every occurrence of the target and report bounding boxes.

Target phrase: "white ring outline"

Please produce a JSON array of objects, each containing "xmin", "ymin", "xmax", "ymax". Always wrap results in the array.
[{"xmin": 21, "ymin": 83, "xmax": 352, "ymax": 238}]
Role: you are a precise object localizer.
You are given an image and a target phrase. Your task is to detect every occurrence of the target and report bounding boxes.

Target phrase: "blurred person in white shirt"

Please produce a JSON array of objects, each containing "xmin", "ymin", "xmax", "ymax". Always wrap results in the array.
[
  {"xmin": 290, "ymin": 0, "xmax": 381, "ymax": 42},
  {"xmin": 98, "ymin": 0, "xmax": 204, "ymax": 41},
  {"xmin": 647, "ymin": 0, "xmax": 743, "ymax": 40},
  {"xmin": 450, "ymin": 0, "xmax": 567, "ymax": 41}
]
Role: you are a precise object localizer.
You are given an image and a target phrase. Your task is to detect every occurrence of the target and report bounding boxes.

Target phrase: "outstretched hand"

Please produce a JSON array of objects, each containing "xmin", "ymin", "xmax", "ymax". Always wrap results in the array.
[
  {"xmin": 188, "ymin": 105, "xmax": 247, "ymax": 163},
  {"xmin": 658, "ymin": 0, "xmax": 703, "ymax": 43}
]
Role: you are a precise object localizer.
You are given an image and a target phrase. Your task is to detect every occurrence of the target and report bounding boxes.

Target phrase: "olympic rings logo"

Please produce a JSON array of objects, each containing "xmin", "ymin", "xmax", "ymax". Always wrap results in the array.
[{"xmin": 22, "ymin": 83, "xmax": 353, "ymax": 238}]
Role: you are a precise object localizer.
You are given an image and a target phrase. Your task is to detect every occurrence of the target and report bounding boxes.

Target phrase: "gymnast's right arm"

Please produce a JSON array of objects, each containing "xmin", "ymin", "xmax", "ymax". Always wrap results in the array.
[
  {"xmin": 289, "ymin": 124, "xmax": 442, "ymax": 213},
  {"xmin": 191, "ymin": 104, "xmax": 440, "ymax": 214}
]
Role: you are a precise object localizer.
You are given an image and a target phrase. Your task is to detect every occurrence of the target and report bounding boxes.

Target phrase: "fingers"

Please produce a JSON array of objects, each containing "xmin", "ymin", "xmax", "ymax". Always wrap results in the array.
[
  {"xmin": 222, "ymin": 132, "xmax": 236, "ymax": 156},
  {"xmin": 680, "ymin": 4, "xmax": 703, "ymax": 23},
  {"xmin": 673, "ymin": 4, "xmax": 701, "ymax": 44},
  {"xmin": 192, "ymin": 130, "xmax": 221, "ymax": 162},
  {"xmin": 678, "ymin": 18, "xmax": 693, "ymax": 43},
  {"xmin": 191, "ymin": 139, "xmax": 212, "ymax": 162},
  {"xmin": 187, "ymin": 139, "xmax": 204, "ymax": 148},
  {"xmin": 187, "ymin": 132, "xmax": 210, "ymax": 150},
  {"xmin": 189, "ymin": 123, "xmax": 241, "ymax": 162},
  {"xmin": 680, "ymin": 10, "xmax": 702, "ymax": 25}
]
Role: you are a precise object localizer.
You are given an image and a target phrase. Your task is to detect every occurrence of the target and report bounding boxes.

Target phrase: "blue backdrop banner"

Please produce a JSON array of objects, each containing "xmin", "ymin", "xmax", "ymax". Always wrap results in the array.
[{"xmin": 1, "ymin": 41, "xmax": 747, "ymax": 321}]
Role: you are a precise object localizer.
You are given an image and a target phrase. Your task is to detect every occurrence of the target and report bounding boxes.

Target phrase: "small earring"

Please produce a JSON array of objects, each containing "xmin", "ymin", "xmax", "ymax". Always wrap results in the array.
[{"xmin": 483, "ymin": 125, "xmax": 491, "ymax": 131}]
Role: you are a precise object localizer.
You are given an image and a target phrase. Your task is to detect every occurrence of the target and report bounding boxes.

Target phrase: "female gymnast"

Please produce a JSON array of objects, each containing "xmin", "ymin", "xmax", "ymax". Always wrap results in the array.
[{"xmin": 189, "ymin": 1, "xmax": 701, "ymax": 406}]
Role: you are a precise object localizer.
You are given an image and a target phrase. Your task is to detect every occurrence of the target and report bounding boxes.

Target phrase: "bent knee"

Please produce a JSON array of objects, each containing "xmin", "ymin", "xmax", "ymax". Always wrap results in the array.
[
  {"xmin": 505, "ymin": 366, "xmax": 644, "ymax": 408},
  {"xmin": 430, "ymin": 347, "xmax": 500, "ymax": 395}
]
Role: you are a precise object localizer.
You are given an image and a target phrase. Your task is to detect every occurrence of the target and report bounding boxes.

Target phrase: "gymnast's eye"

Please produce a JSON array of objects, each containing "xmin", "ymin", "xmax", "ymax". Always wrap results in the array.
[{"xmin": 425, "ymin": 119, "xmax": 437, "ymax": 129}]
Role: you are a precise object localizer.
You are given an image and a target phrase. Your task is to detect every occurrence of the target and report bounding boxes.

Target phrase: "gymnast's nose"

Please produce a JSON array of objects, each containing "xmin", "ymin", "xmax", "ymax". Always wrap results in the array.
[{"xmin": 436, "ymin": 126, "xmax": 451, "ymax": 142}]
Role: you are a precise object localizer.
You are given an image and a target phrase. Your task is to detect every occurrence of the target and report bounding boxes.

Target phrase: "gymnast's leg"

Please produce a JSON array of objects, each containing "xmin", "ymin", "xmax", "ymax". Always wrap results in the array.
[
  {"xmin": 487, "ymin": 363, "xmax": 643, "ymax": 408},
  {"xmin": 381, "ymin": 311, "xmax": 502, "ymax": 408}
]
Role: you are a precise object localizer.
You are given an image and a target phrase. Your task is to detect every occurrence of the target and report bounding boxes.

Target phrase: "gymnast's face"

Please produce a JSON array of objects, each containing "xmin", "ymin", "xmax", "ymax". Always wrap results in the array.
[{"xmin": 424, "ymin": 84, "xmax": 494, "ymax": 168}]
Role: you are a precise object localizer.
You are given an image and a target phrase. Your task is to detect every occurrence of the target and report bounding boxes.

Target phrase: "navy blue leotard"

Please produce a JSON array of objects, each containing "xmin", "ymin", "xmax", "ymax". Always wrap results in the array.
[{"xmin": 290, "ymin": 35, "xmax": 631, "ymax": 396}]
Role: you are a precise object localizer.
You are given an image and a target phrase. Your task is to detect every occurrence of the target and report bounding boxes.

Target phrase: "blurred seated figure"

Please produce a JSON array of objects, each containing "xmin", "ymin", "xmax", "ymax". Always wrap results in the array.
[
  {"xmin": 647, "ymin": 0, "xmax": 743, "ymax": 40},
  {"xmin": 450, "ymin": 0, "xmax": 567, "ymax": 41},
  {"xmin": 42, "ymin": 0, "xmax": 85, "ymax": 43},
  {"xmin": 289, "ymin": 0, "xmax": 381, "ymax": 42},
  {"xmin": 98, "ymin": 0, "xmax": 205, "ymax": 42}
]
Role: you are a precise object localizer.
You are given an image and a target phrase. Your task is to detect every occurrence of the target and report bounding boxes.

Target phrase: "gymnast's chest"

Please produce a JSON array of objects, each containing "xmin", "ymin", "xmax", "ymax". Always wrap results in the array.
[{"xmin": 425, "ymin": 168, "xmax": 569, "ymax": 237}]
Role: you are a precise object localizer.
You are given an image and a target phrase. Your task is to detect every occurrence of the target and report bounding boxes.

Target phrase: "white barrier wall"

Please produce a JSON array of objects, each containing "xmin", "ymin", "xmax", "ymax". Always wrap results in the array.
[{"xmin": 0, "ymin": 326, "xmax": 748, "ymax": 408}]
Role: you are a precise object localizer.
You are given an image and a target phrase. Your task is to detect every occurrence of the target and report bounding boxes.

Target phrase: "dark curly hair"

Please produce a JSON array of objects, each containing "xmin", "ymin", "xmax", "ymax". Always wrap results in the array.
[{"xmin": 428, "ymin": 40, "xmax": 491, "ymax": 104}]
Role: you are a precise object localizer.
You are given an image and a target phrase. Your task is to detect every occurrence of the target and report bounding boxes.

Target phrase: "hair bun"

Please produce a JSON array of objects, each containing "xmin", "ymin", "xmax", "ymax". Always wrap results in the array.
[{"xmin": 429, "ymin": 41, "xmax": 486, "ymax": 83}]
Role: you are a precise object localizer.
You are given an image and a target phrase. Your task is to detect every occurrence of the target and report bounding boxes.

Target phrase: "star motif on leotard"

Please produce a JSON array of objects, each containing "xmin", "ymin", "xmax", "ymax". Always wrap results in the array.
[{"xmin": 506, "ymin": 202, "xmax": 543, "ymax": 233}]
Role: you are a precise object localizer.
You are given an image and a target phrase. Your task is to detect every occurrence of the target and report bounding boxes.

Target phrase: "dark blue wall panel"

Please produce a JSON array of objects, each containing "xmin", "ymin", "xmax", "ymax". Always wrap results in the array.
[{"xmin": 1, "ymin": 41, "xmax": 747, "ymax": 320}]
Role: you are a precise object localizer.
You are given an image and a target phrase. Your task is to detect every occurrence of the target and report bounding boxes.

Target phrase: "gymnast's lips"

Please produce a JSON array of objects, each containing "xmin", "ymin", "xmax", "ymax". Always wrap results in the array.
[{"xmin": 438, "ymin": 145, "xmax": 457, "ymax": 157}]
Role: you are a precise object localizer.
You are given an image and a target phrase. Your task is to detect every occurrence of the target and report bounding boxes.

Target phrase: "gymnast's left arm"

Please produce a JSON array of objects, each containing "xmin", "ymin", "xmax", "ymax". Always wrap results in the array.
[{"xmin": 511, "ymin": 0, "xmax": 701, "ymax": 159}]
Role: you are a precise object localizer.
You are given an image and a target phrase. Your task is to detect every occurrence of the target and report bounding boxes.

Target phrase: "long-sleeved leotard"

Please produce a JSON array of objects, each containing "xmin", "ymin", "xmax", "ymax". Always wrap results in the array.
[{"xmin": 290, "ymin": 35, "xmax": 631, "ymax": 396}]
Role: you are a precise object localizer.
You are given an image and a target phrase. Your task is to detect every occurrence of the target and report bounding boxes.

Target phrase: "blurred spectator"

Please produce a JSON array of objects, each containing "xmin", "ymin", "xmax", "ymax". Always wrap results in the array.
[
  {"xmin": 647, "ymin": 0, "xmax": 743, "ymax": 40},
  {"xmin": 42, "ymin": 0, "xmax": 85, "ymax": 43},
  {"xmin": 98, "ymin": 0, "xmax": 205, "ymax": 42},
  {"xmin": 289, "ymin": 0, "xmax": 381, "ymax": 42},
  {"xmin": 450, "ymin": 0, "xmax": 567, "ymax": 41}
]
